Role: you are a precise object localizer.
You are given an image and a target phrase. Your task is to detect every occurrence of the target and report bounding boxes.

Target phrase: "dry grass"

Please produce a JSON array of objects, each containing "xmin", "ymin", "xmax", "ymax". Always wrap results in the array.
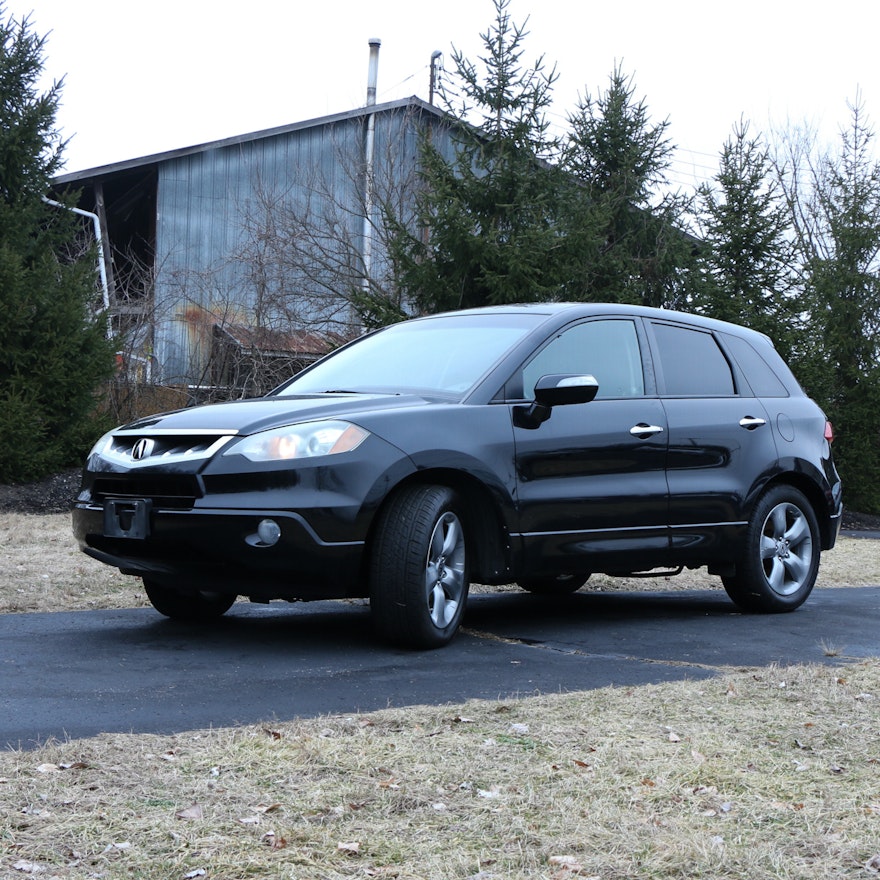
[
  {"xmin": 1, "ymin": 513, "xmax": 878, "ymax": 615},
  {"xmin": 2, "ymin": 514, "xmax": 879, "ymax": 879},
  {"xmin": 2, "ymin": 662, "xmax": 879, "ymax": 879},
  {"xmin": 0, "ymin": 514, "xmax": 149, "ymax": 614}
]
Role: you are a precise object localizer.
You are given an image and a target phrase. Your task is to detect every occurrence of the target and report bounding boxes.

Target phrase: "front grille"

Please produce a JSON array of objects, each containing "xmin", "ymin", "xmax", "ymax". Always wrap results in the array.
[
  {"xmin": 91, "ymin": 474, "xmax": 203, "ymax": 509},
  {"xmin": 105, "ymin": 431, "xmax": 236, "ymax": 464}
]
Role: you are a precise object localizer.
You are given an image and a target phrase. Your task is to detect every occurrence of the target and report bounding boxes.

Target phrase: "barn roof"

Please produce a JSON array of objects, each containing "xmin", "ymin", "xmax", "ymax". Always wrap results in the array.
[{"xmin": 54, "ymin": 96, "xmax": 442, "ymax": 185}]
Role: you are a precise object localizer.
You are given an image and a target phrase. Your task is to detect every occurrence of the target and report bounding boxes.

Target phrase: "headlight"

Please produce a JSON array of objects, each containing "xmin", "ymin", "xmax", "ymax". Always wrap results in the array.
[{"xmin": 224, "ymin": 420, "xmax": 369, "ymax": 462}]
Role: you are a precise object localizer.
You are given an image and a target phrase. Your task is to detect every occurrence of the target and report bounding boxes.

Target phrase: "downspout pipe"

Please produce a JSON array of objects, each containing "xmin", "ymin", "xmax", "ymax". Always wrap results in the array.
[
  {"xmin": 361, "ymin": 38, "xmax": 381, "ymax": 298},
  {"xmin": 42, "ymin": 196, "xmax": 112, "ymax": 329}
]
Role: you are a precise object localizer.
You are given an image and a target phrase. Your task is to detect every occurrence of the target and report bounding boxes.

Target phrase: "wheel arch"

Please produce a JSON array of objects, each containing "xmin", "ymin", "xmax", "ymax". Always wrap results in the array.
[
  {"xmin": 757, "ymin": 472, "xmax": 837, "ymax": 549},
  {"xmin": 363, "ymin": 468, "xmax": 512, "ymax": 585}
]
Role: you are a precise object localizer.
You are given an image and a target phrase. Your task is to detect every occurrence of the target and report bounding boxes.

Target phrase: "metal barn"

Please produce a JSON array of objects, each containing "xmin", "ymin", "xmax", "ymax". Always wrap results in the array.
[{"xmin": 54, "ymin": 96, "xmax": 447, "ymax": 391}]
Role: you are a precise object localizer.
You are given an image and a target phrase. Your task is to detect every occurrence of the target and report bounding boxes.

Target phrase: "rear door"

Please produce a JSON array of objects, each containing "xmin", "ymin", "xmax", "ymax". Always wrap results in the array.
[
  {"xmin": 510, "ymin": 317, "xmax": 670, "ymax": 575},
  {"xmin": 646, "ymin": 320, "xmax": 779, "ymax": 562}
]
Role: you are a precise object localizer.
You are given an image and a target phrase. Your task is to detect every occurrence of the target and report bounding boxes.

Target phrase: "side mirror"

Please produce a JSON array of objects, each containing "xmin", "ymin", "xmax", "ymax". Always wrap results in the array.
[{"xmin": 514, "ymin": 374, "xmax": 598, "ymax": 429}]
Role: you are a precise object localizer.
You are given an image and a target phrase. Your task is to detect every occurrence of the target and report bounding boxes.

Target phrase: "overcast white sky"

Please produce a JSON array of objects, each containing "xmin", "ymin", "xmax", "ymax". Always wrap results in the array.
[{"xmin": 7, "ymin": 0, "xmax": 880, "ymax": 190}]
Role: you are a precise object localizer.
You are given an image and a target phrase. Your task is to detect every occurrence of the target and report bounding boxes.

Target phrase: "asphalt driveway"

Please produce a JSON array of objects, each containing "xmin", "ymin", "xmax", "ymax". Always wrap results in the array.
[{"xmin": 2, "ymin": 585, "xmax": 878, "ymax": 749}]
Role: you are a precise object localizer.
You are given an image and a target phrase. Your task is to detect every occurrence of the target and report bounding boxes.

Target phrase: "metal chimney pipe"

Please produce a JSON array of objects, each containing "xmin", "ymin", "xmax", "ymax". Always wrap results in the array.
[
  {"xmin": 429, "ymin": 51, "xmax": 442, "ymax": 105},
  {"xmin": 366, "ymin": 38, "xmax": 381, "ymax": 106},
  {"xmin": 362, "ymin": 39, "xmax": 381, "ymax": 305}
]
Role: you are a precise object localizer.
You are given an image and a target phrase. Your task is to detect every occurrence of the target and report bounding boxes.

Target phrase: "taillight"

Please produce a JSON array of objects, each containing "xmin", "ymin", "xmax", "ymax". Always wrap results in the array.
[{"xmin": 824, "ymin": 420, "xmax": 834, "ymax": 443}]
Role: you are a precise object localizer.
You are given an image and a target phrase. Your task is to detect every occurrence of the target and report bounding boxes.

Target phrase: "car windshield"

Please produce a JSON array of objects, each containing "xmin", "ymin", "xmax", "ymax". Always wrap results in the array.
[{"xmin": 276, "ymin": 313, "xmax": 543, "ymax": 397}]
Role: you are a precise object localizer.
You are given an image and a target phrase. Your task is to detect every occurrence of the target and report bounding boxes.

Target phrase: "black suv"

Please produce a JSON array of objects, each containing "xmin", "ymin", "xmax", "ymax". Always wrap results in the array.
[{"xmin": 73, "ymin": 304, "xmax": 843, "ymax": 648}]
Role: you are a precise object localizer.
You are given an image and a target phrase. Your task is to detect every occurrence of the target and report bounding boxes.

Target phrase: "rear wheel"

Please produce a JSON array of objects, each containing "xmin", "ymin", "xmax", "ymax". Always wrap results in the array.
[
  {"xmin": 143, "ymin": 579, "xmax": 237, "ymax": 621},
  {"xmin": 722, "ymin": 486, "xmax": 820, "ymax": 613},
  {"xmin": 518, "ymin": 573, "xmax": 591, "ymax": 595},
  {"xmin": 370, "ymin": 485, "xmax": 469, "ymax": 649}
]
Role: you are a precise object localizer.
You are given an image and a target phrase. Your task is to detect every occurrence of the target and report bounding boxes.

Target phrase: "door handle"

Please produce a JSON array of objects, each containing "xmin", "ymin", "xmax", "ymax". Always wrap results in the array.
[
  {"xmin": 630, "ymin": 423, "xmax": 665, "ymax": 438},
  {"xmin": 739, "ymin": 416, "xmax": 767, "ymax": 430}
]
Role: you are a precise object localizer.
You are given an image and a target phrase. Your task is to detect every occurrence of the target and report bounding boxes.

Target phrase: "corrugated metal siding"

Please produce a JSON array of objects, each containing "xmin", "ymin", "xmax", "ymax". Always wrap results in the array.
[
  {"xmin": 152, "ymin": 105, "xmax": 449, "ymax": 383},
  {"xmin": 153, "ymin": 120, "xmax": 359, "ymax": 382}
]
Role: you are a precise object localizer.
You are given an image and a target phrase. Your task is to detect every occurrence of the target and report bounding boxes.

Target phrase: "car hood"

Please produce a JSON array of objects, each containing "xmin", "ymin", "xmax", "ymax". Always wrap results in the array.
[{"xmin": 120, "ymin": 393, "xmax": 442, "ymax": 437}]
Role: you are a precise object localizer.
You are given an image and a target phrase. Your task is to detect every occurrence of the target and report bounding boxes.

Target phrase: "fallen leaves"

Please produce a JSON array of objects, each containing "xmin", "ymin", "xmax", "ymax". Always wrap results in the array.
[
  {"xmin": 35, "ymin": 759, "xmax": 87, "ymax": 775},
  {"xmin": 549, "ymin": 854, "xmax": 582, "ymax": 871},
  {"xmin": 12, "ymin": 861, "xmax": 45, "ymax": 874},
  {"xmin": 548, "ymin": 854, "xmax": 601, "ymax": 877},
  {"xmin": 237, "ymin": 802, "xmax": 282, "ymax": 825},
  {"xmin": 261, "ymin": 831, "xmax": 287, "ymax": 850}
]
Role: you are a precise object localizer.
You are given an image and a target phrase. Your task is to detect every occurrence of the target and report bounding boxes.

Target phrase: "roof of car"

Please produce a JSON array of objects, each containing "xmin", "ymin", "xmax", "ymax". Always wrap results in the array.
[{"xmin": 430, "ymin": 302, "xmax": 770, "ymax": 342}]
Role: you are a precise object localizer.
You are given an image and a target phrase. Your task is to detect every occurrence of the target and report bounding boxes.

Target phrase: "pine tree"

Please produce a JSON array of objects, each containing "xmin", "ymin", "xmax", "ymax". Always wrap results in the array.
[
  {"xmin": 0, "ymin": 5, "xmax": 115, "ymax": 482},
  {"xmin": 787, "ymin": 100, "xmax": 880, "ymax": 513},
  {"xmin": 387, "ymin": 0, "xmax": 578, "ymax": 313},
  {"xmin": 689, "ymin": 120, "xmax": 798, "ymax": 359},
  {"xmin": 562, "ymin": 64, "xmax": 693, "ymax": 307}
]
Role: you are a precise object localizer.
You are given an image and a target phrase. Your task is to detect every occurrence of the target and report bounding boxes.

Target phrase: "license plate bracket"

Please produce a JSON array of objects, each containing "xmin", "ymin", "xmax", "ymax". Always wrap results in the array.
[{"xmin": 103, "ymin": 498, "xmax": 152, "ymax": 539}]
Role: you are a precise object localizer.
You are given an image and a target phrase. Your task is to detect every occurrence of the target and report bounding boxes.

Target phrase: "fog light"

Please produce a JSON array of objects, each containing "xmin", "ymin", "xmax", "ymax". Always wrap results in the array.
[{"xmin": 256, "ymin": 519, "xmax": 281, "ymax": 547}]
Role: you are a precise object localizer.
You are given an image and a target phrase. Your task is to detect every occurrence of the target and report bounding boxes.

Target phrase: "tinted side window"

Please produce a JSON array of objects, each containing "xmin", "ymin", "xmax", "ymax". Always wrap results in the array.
[
  {"xmin": 723, "ymin": 334, "xmax": 789, "ymax": 398},
  {"xmin": 651, "ymin": 323, "xmax": 735, "ymax": 396},
  {"xmin": 521, "ymin": 320, "xmax": 645, "ymax": 399}
]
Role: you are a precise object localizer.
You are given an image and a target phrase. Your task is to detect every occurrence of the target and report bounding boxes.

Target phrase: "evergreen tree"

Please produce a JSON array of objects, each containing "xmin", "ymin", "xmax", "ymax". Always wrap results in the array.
[
  {"xmin": 689, "ymin": 120, "xmax": 798, "ymax": 359},
  {"xmin": 387, "ymin": 0, "xmax": 581, "ymax": 313},
  {"xmin": 562, "ymin": 64, "xmax": 693, "ymax": 307},
  {"xmin": 0, "ymin": 5, "xmax": 115, "ymax": 482},
  {"xmin": 785, "ymin": 100, "xmax": 880, "ymax": 513}
]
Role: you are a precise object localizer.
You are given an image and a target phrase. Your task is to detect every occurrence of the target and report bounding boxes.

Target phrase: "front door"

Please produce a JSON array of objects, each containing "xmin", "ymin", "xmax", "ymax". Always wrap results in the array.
[{"xmin": 510, "ymin": 318, "xmax": 670, "ymax": 575}]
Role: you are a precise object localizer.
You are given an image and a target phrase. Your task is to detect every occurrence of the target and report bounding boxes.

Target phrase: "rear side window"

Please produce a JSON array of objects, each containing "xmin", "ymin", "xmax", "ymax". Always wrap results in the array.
[
  {"xmin": 722, "ymin": 334, "xmax": 789, "ymax": 398},
  {"xmin": 521, "ymin": 319, "xmax": 645, "ymax": 400},
  {"xmin": 651, "ymin": 323, "xmax": 735, "ymax": 396}
]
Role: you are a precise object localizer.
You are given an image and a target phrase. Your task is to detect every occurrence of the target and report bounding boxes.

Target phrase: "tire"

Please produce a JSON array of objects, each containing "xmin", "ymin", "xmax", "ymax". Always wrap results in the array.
[
  {"xmin": 143, "ymin": 579, "xmax": 236, "ymax": 621},
  {"xmin": 369, "ymin": 485, "xmax": 470, "ymax": 649},
  {"xmin": 518, "ymin": 573, "xmax": 591, "ymax": 595},
  {"xmin": 722, "ymin": 486, "xmax": 820, "ymax": 613}
]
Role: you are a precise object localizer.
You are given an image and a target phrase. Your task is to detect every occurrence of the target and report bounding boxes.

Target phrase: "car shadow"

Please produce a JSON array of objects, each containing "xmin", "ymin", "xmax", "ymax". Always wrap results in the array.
[
  {"xmin": 120, "ymin": 587, "xmax": 743, "ymax": 658},
  {"xmin": 86, "ymin": 585, "xmax": 846, "ymax": 675},
  {"xmin": 134, "ymin": 599, "xmax": 381, "ymax": 656},
  {"xmin": 461, "ymin": 586, "xmax": 843, "ymax": 670},
  {"xmin": 467, "ymin": 587, "xmax": 738, "ymax": 623}
]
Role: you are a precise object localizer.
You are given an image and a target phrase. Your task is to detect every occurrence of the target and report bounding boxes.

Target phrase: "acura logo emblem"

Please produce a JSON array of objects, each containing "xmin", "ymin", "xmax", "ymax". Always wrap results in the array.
[{"xmin": 131, "ymin": 438, "xmax": 155, "ymax": 461}]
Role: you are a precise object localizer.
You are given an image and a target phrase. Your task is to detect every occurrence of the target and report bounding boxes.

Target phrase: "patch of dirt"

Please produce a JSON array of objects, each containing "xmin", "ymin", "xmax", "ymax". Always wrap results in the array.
[
  {"xmin": 0, "ymin": 469, "xmax": 82, "ymax": 515},
  {"xmin": 841, "ymin": 509, "xmax": 880, "ymax": 532}
]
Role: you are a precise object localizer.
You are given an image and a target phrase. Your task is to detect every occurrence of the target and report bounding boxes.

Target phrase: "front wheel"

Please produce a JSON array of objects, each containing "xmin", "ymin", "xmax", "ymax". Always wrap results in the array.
[
  {"xmin": 722, "ymin": 486, "xmax": 820, "ymax": 613},
  {"xmin": 369, "ymin": 485, "xmax": 469, "ymax": 649},
  {"xmin": 143, "ymin": 579, "xmax": 237, "ymax": 621}
]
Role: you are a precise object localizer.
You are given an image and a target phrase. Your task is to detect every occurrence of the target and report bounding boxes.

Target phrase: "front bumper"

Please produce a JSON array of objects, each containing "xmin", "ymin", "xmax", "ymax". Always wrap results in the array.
[{"xmin": 72, "ymin": 503, "xmax": 366, "ymax": 600}]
